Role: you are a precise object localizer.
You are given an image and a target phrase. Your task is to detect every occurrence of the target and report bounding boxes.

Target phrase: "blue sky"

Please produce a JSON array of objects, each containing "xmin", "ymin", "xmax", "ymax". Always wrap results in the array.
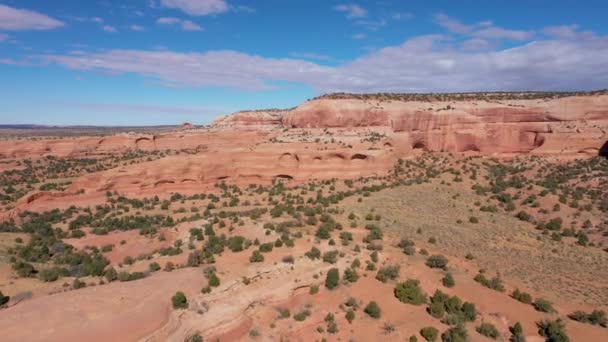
[{"xmin": 0, "ymin": 0, "xmax": 607, "ymax": 125}]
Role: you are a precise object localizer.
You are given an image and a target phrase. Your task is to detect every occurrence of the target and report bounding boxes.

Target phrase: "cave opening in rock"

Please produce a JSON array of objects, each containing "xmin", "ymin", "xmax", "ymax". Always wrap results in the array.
[
  {"xmin": 412, "ymin": 141, "xmax": 427, "ymax": 150},
  {"xmin": 462, "ymin": 144, "xmax": 480, "ymax": 152},
  {"xmin": 351, "ymin": 153, "xmax": 368, "ymax": 160},
  {"xmin": 275, "ymin": 174, "xmax": 294, "ymax": 180},
  {"xmin": 600, "ymin": 140, "xmax": 608, "ymax": 158}
]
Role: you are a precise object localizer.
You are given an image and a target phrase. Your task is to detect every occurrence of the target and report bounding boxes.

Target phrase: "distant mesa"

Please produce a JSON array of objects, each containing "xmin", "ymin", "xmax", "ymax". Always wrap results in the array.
[{"xmin": 180, "ymin": 122, "xmax": 195, "ymax": 130}]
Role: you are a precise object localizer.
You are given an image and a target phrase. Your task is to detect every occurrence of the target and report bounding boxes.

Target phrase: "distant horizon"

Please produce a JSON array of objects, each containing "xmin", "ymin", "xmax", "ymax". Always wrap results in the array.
[
  {"xmin": 2, "ymin": 0, "xmax": 607, "ymax": 125},
  {"xmin": 2, "ymin": 88, "xmax": 607, "ymax": 127}
]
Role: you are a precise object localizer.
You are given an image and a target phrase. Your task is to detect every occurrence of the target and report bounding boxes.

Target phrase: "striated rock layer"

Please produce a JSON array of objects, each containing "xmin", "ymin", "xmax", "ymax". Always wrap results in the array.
[
  {"xmin": 282, "ymin": 93, "xmax": 608, "ymax": 155},
  {"xmin": 3, "ymin": 92, "xmax": 608, "ymax": 215}
]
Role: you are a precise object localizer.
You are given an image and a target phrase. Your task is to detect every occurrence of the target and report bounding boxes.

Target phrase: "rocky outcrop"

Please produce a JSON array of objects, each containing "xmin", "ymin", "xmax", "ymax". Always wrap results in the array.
[
  {"xmin": 212, "ymin": 109, "xmax": 285, "ymax": 128},
  {"xmin": 0, "ymin": 130, "xmax": 272, "ymax": 159},
  {"xmin": 16, "ymin": 146, "xmax": 393, "ymax": 212},
  {"xmin": 282, "ymin": 93, "xmax": 608, "ymax": 155}
]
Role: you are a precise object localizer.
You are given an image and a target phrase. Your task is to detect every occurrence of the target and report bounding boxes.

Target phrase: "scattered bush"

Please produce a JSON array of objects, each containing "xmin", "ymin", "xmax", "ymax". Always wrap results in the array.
[
  {"xmin": 0, "ymin": 291, "xmax": 10, "ymax": 306},
  {"xmin": 568, "ymin": 310, "xmax": 607, "ymax": 327},
  {"xmin": 394, "ymin": 279, "xmax": 427, "ymax": 305},
  {"xmin": 442, "ymin": 273, "xmax": 455, "ymax": 288},
  {"xmin": 476, "ymin": 322, "xmax": 499, "ymax": 339},
  {"xmin": 376, "ymin": 265, "xmax": 400, "ymax": 283},
  {"xmin": 325, "ymin": 268, "xmax": 340, "ymax": 289},
  {"xmin": 249, "ymin": 250, "xmax": 264, "ymax": 263},
  {"xmin": 364, "ymin": 301, "xmax": 381, "ymax": 318},
  {"xmin": 474, "ymin": 272, "xmax": 505, "ymax": 292},
  {"xmin": 344, "ymin": 268, "xmax": 359, "ymax": 283},
  {"xmin": 426, "ymin": 255, "xmax": 449, "ymax": 270},
  {"xmin": 511, "ymin": 288, "xmax": 533, "ymax": 304},
  {"xmin": 537, "ymin": 319, "xmax": 569, "ymax": 342},
  {"xmin": 510, "ymin": 322, "xmax": 525, "ymax": 342},
  {"xmin": 172, "ymin": 291, "xmax": 188, "ymax": 309},
  {"xmin": 441, "ymin": 323, "xmax": 468, "ymax": 342},
  {"xmin": 533, "ymin": 298, "xmax": 555, "ymax": 313},
  {"xmin": 420, "ymin": 326, "xmax": 438, "ymax": 341}
]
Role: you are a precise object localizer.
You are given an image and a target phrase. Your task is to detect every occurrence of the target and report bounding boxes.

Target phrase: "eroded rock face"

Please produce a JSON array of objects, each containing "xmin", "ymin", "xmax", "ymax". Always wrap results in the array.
[
  {"xmin": 16, "ymin": 146, "xmax": 393, "ymax": 213},
  {"xmin": 3, "ymin": 92, "xmax": 608, "ymax": 214},
  {"xmin": 212, "ymin": 109, "xmax": 285, "ymax": 128},
  {"xmin": 283, "ymin": 94, "xmax": 608, "ymax": 154}
]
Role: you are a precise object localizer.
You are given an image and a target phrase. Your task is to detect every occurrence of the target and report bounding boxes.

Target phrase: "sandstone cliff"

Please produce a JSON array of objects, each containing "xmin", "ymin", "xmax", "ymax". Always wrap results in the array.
[{"xmin": 282, "ymin": 92, "xmax": 608, "ymax": 155}]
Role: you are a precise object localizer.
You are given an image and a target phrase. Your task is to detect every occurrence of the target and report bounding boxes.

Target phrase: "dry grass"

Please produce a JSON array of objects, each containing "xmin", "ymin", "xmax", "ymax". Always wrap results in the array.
[{"xmin": 347, "ymin": 181, "xmax": 608, "ymax": 306}]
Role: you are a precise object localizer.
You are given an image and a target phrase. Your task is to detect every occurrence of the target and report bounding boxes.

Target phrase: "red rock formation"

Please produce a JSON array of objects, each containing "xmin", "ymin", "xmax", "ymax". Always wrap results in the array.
[
  {"xmin": 180, "ymin": 122, "xmax": 195, "ymax": 130},
  {"xmin": 213, "ymin": 109, "xmax": 284, "ymax": 128},
  {"xmin": 3, "ymin": 92, "xmax": 608, "ymax": 214},
  {"xmin": 16, "ymin": 146, "xmax": 393, "ymax": 212},
  {"xmin": 283, "ymin": 94, "xmax": 608, "ymax": 155}
]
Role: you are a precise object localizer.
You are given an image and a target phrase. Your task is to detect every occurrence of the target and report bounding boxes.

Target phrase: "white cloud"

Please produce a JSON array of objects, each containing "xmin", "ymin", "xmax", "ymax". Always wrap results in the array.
[
  {"xmin": 542, "ymin": 24, "xmax": 595, "ymax": 40},
  {"xmin": 290, "ymin": 52, "xmax": 331, "ymax": 61},
  {"xmin": 157, "ymin": 17, "xmax": 203, "ymax": 31},
  {"xmin": 130, "ymin": 25, "xmax": 145, "ymax": 31},
  {"xmin": 0, "ymin": 4, "xmax": 64, "ymax": 31},
  {"xmin": 160, "ymin": 0, "xmax": 229, "ymax": 16},
  {"xmin": 355, "ymin": 18, "xmax": 387, "ymax": 31},
  {"xmin": 38, "ymin": 23, "xmax": 608, "ymax": 93},
  {"xmin": 434, "ymin": 13, "xmax": 533, "ymax": 41},
  {"xmin": 335, "ymin": 4, "xmax": 367, "ymax": 19},
  {"xmin": 103, "ymin": 25, "xmax": 117, "ymax": 33},
  {"xmin": 474, "ymin": 27, "xmax": 533, "ymax": 41},
  {"xmin": 181, "ymin": 20, "xmax": 203, "ymax": 31},
  {"xmin": 461, "ymin": 38, "xmax": 491, "ymax": 51},
  {"xmin": 157, "ymin": 17, "xmax": 180, "ymax": 24},
  {"xmin": 352, "ymin": 33, "xmax": 367, "ymax": 40},
  {"xmin": 392, "ymin": 12, "xmax": 414, "ymax": 21},
  {"xmin": 434, "ymin": 13, "xmax": 472, "ymax": 34}
]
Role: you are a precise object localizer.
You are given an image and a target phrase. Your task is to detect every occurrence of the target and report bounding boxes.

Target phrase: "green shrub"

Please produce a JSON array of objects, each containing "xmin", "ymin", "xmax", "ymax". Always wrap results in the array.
[
  {"xmin": 305, "ymin": 246, "xmax": 321, "ymax": 260},
  {"xmin": 376, "ymin": 265, "xmax": 400, "ymax": 283},
  {"xmin": 104, "ymin": 267, "xmax": 118, "ymax": 282},
  {"xmin": 537, "ymin": 319, "xmax": 569, "ymax": 342},
  {"xmin": 208, "ymin": 272, "xmax": 220, "ymax": 287},
  {"xmin": 441, "ymin": 323, "xmax": 468, "ymax": 342},
  {"xmin": 442, "ymin": 273, "xmax": 455, "ymax": 288},
  {"xmin": 39, "ymin": 268, "xmax": 60, "ymax": 282},
  {"xmin": 533, "ymin": 298, "xmax": 555, "ymax": 313},
  {"xmin": 474, "ymin": 272, "xmax": 505, "ymax": 292},
  {"xmin": 344, "ymin": 268, "xmax": 359, "ymax": 283},
  {"xmin": 345, "ymin": 309, "xmax": 355, "ymax": 323},
  {"xmin": 309, "ymin": 285, "xmax": 319, "ymax": 294},
  {"xmin": 322, "ymin": 250, "xmax": 339, "ymax": 264},
  {"xmin": 325, "ymin": 268, "xmax": 340, "ymax": 289},
  {"xmin": 72, "ymin": 278, "xmax": 86, "ymax": 289},
  {"xmin": 0, "ymin": 291, "xmax": 10, "ymax": 306},
  {"xmin": 511, "ymin": 288, "xmax": 533, "ymax": 304},
  {"xmin": 568, "ymin": 310, "xmax": 607, "ymax": 327},
  {"xmin": 394, "ymin": 279, "xmax": 427, "ymax": 305},
  {"xmin": 476, "ymin": 323, "xmax": 499, "ymax": 339},
  {"xmin": 510, "ymin": 322, "xmax": 525, "ymax": 342},
  {"xmin": 364, "ymin": 301, "xmax": 381, "ymax": 318},
  {"xmin": 249, "ymin": 250, "xmax": 264, "ymax": 263},
  {"xmin": 293, "ymin": 309, "xmax": 311, "ymax": 321},
  {"xmin": 172, "ymin": 291, "xmax": 188, "ymax": 309},
  {"xmin": 426, "ymin": 255, "xmax": 449, "ymax": 269},
  {"xmin": 420, "ymin": 327, "xmax": 438, "ymax": 341}
]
